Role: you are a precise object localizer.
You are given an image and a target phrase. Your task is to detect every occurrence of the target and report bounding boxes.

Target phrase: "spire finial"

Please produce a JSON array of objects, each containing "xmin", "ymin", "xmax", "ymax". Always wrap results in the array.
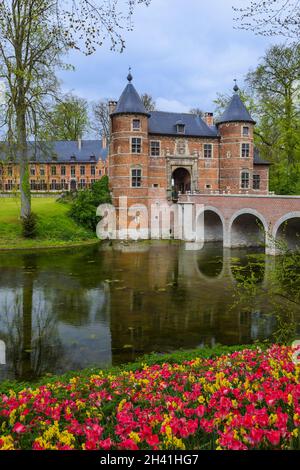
[
  {"xmin": 127, "ymin": 67, "xmax": 133, "ymax": 82},
  {"xmin": 233, "ymin": 79, "xmax": 239, "ymax": 93}
]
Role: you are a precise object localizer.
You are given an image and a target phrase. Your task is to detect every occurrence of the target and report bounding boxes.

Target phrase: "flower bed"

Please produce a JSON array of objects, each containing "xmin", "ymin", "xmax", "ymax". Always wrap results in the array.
[{"xmin": 0, "ymin": 345, "xmax": 299, "ymax": 450}]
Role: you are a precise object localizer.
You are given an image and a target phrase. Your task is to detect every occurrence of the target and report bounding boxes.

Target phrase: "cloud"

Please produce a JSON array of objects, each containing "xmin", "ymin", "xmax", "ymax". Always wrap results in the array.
[
  {"xmin": 155, "ymin": 98, "xmax": 190, "ymax": 113},
  {"xmin": 58, "ymin": 0, "xmax": 276, "ymax": 113}
]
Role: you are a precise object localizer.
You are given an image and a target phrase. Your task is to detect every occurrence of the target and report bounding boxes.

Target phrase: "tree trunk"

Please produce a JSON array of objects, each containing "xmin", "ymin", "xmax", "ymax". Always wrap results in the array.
[{"xmin": 16, "ymin": 109, "xmax": 31, "ymax": 218}]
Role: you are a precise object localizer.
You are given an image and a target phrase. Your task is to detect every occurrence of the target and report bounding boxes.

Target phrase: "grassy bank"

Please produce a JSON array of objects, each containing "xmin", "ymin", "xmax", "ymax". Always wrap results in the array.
[
  {"xmin": 0, "ymin": 344, "xmax": 299, "ymax": 450},
  {"xmin": 0, "ymin": 197, "xmax": 98, "ymax": 250},
  {"xmin": 0, "ymin": 344, "xmax": 259, "ymax": 393}
]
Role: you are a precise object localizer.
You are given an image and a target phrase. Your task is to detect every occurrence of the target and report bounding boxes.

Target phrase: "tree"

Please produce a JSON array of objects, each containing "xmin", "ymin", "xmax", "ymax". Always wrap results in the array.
[
  {"xmin": 92, "ymin": 99, "xmax": 110, "ymax": 142},
  {"xmin": 41, "ymin": 94, "xmax": 90, "ymax": 141},
  {"xmin": 0, "ymin": 1, "xmax": 62, "ymax": 218},
  {"xmin": 141, "ymin": 93, "xmax": 156, "ymax": 112},
  {"xmin": 233, "ymin": 0, "xmax": 300, "ymax": 39},
  {"xmin": 246, "ymin": 43, "xmax": 300, "ymax": 194},
  {"xmin": 68, "ymin": 176, "xmax": 111, "ymax": 230},
  {"xmin": 214, "ymin": 44, "xmax": 300, "ymax": 194},
  {"xmin": 231, "ymin": 243, "xmax": 300, "ymax": 344},
  {"xmin": 189, "ymin": 108, "xmax": 204, "ymax": 117},
  {"xmin": 0, "ymin": 0, "xmax": 151, "ymax": 219}
]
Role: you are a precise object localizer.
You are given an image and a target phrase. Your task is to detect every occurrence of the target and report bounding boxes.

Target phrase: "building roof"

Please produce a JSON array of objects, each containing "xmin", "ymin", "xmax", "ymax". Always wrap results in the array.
[
  {"xmin": 148, "ymin": 111, "xmax": 218, "ymax": 137},
  {"xmin": 0, "ymin": 140, "xmax": 108, "ymax": 163},
  {"xmin": 253, "ymin": 147, "xmax": 271, "ymax": 166},
  {"xmin": 112, "ymin": 73, "xmax": 149, "ymax": 116},
  {"xmin": 217, "ymin": 92, "xmax": 255, "ymax": 125}
]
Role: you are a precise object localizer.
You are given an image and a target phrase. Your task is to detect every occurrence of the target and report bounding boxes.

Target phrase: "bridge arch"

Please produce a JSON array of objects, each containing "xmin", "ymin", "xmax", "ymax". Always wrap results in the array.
[
  {"xmin": 272, "ymin": 212, "xmax": 300, "ymax": 251},
  {"xmin": 196, "ymin": 206, "xmax": 225, "ymax": 243},
  {"xmin": 228, "ymin": 208, "xmax": 268, "ymax": 248}
]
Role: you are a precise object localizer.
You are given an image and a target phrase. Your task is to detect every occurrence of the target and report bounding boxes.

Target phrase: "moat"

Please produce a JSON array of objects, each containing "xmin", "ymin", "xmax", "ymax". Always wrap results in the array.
[{"xmin": 0, "ymin": 241, "xmax": 299, "ymax": 382}]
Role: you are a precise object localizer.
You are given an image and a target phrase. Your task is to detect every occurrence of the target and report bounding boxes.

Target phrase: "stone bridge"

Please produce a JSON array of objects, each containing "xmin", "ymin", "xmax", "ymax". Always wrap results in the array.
[{"xmin": 178, "ymin": 194, "xmax": 300, "ymax": 255}]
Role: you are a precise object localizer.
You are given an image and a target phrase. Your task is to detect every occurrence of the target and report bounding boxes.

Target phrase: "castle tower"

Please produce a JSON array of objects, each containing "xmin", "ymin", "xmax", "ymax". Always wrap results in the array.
[
  {"xmin": 109, "ymin": 71, "xmax": 150, "ymax": 210},
  {"xmin": 217, "ymin": 82, "xmax": 256, "ymax": 194}
]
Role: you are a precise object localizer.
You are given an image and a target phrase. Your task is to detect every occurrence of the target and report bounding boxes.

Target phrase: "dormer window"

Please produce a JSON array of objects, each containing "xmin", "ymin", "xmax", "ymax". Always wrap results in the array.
[
  {"xmin": 132, "ymin": 119, "xmax": 141, "ymax": 131},
  {"xmin": 89, "ymin": 155, "xmax": 96, "ymax": 162},
  {"xmin": 70, "ymin": 155, "xmax": 76, "ymax": 162},
  {"xmin": 176, "ymin": 121, "xmax": 185, "ymax": 134}
]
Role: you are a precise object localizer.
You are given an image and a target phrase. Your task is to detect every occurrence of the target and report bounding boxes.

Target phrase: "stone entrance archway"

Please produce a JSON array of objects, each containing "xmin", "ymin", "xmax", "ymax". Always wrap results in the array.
[
  {"xmin": 166, "ymin": 156, "xmax": 198, "ymax": 201},
  {"xmin": 172, "ymin": 167, "xmax": 191, "ymax": 195}
]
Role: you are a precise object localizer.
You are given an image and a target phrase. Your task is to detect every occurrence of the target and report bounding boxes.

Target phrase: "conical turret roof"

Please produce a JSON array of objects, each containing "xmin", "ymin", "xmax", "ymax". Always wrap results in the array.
[
  {"xmin": 217, "ymin": 83, "xmax": 255, "ymax": 125},
  {"xmin": 112, "ymin": 71, "xmax": 149, "ymax": 116}
]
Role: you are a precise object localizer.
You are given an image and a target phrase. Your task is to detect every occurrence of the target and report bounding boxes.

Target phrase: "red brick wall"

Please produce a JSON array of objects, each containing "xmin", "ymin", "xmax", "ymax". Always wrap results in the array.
[
  {"xmin": 109, "ymin": 113, "xmax": 150, "ymax": 207},
  {"xmin": 109, "ymin": 114, "xmax": 269, "ymax": 207},
  {"xmin": 253, "ymin": 165, "xmax": 269, "ymax": 194},
  {"xmin": 218, "ymin": 122, "xmax": 255, "ymax": 193},
  {"xmin": 180, "ymin": 193, "xmax": 300, "ymax": 228}
]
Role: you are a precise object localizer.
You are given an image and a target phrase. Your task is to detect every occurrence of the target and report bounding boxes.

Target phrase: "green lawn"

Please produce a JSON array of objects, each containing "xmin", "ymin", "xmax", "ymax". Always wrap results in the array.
[
  {"xmin": 0, "ymin": 344, "xmax": 260, "ymax": 393},
  {"xmin": 0, "ymin": 196, "xmax": 98, "ymax": 249}
]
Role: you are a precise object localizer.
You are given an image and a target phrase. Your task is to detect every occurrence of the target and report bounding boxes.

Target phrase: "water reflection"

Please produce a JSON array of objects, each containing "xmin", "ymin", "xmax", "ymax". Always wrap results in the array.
[{"xmin": 0, "ymin": 241, "xmax": 299, "ymax": 382}]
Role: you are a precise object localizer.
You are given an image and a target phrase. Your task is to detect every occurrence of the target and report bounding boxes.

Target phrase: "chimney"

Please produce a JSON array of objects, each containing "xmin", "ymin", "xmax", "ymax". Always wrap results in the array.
[
  {"xmin": 78, "ymin": 137, "xmax": 82, "ymax": 150},
  {"xmin": 204, "ymin": 112, "xmax": 214, "ymax": 127},
  {"xmin": 108, "ymin": 100, "xmax": 117, "ymax": 115}
]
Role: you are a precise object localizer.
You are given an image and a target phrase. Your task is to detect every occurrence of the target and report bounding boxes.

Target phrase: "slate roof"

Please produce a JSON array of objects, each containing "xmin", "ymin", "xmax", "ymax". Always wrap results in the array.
[
  {"xmin": 254, "ymin": 147, "xmax": 271, "ymax": 165},
  {"xmin": 112, "ymin": 82, "xmax": 149, "ymax": 116},
  {"xmin": 148, "ymin": 111, "xmax": 218, "ymax": 138},
  {"xmin": 0, "ymin": 140, "xmax": 108, "ymax": 163},
  {"xmin": 217, "ymin": 93, "xmax": 255, "ymax": 125}
]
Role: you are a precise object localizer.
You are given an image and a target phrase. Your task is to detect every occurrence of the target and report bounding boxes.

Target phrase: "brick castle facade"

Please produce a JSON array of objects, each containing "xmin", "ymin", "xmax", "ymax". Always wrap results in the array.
[
  {"xmin": 0, "ymin": 72, "xmax": 269, "ymax": 200},
  {"xmin": 1, "ymin": 72, "xmax": 300, "ymax": 253},
  {"xmin": 108, "ymin": 73, "xmax": 270, "ymax": 213}
]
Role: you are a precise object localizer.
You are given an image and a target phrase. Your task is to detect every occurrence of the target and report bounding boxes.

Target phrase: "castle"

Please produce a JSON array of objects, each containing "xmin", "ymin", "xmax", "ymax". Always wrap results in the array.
[
  {"xmin": 2, "ymin": 72, "xmax": 300, "ymax": 253},
  {"xmin": 108, "ymin": 72, "xmax": 270, "ymax": 214},
  {"xmin": 0, "ymin": 72, "xmax": 269, "ymax": 199}
]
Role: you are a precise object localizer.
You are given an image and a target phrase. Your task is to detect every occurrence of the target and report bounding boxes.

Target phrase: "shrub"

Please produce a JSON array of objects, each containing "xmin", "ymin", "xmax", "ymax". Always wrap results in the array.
[
  {"xmin": 68, "ymin": 176, "xmax": 111, "ymax": 231},
  {"xmin": 21, "ymin": 212, "xmax": 38, "ymax": 239}
]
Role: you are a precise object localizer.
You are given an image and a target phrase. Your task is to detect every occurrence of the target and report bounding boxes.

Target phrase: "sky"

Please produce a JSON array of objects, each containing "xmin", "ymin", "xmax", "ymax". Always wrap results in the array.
[{"xmin": 59, "ymin": 0, "xmax": 277, "ymax": 114}]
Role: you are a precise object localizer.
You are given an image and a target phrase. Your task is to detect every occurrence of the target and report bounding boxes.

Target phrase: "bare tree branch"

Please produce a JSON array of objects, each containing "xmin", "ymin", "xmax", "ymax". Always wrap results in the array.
[{"xmin": 233, "ymin": 0, "xmax": 300, "ymax": 38}]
